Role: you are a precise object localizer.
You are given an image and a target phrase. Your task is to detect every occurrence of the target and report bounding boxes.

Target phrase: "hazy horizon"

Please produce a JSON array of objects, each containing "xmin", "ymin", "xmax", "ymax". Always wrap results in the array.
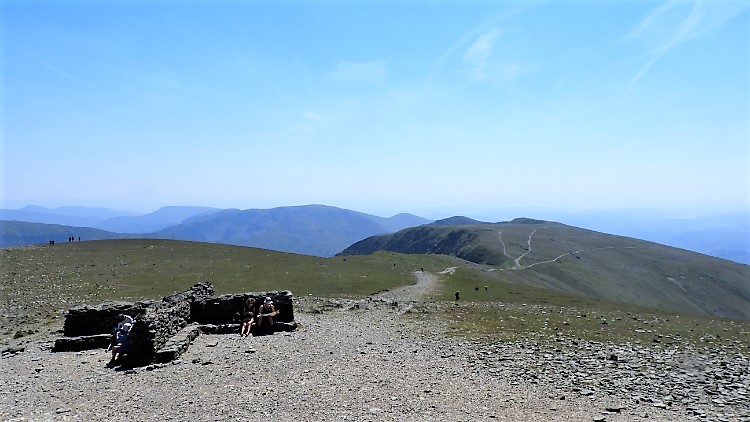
[
  {"xmin": 3, "ymin": 1, "xmax": 748, "ymax": 219},
  {"xmin": 4, "ymin": 202, "xmax": 749, "ymax": 225}
]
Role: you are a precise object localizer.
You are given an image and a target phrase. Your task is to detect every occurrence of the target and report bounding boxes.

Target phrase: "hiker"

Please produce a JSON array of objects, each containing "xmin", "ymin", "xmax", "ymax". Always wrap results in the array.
[
  {"xmin": 108, "ymin": 314, "xmax": 135, "ymax": 351},
  {"xmin": 257, "ymin": 297, "xmax": 276, "ymax": 332},
  {"xmin": 455, "ymin": 291, "xmax": 460, "ymax": 301},
  {"xmin": 109, "ymin": 322, "xmax": 132, "ymax": 366},
  {"xmin": 239, "ymin": 297, "xmax": 256, "ymax": 337}
]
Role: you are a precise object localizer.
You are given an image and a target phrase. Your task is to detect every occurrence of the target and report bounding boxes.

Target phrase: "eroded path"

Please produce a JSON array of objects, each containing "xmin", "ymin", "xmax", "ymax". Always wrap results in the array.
[
  {"xmin": 498, "ymin": 229, "xmax": 539, "ymax": 269},
  {"xmin": 371, "ymin": 270, "xmax": 439, "ymax": 302}
]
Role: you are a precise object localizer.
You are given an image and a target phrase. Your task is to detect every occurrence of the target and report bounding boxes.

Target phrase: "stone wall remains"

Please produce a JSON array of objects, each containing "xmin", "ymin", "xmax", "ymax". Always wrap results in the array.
[
  {"xmin": 62, "ymin": 300, "xmax": 155, "ymax": 337},
  {"xmin": 191, "ymin": 290, "xmax": 294, "ymax": 324},
  {"xmin": 125, "ymin": 283, "xmax": 214, "ymax": 365},
  {"xmin": 54, "ymin": 283, "xmax": 296, "ymax": 365}
]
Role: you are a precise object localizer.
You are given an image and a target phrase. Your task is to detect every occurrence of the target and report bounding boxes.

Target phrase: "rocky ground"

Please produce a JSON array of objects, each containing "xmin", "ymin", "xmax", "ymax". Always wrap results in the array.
[{"xmin": 1, "ymin": 273, "xmax": 748, "ymax": 421}]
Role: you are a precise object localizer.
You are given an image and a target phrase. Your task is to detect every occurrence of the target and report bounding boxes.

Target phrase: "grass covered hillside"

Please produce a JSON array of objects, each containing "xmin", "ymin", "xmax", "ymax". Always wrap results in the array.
[
  {"xmin": 339, "ymin": 220, "xmax": 750, "ymax": 321},
  {"xmin": 0, "ymin": 239, "xmax": 463, "ymax": 342},
  {"xmin": 2, "ymin": 239, "xmax": 749, "ymax": 353}
]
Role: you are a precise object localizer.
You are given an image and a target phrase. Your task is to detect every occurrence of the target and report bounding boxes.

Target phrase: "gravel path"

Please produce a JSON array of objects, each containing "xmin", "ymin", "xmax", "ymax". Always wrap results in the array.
[{"xmin": 0, "ymin": 272, "xmax": 730, "ymax": 421}]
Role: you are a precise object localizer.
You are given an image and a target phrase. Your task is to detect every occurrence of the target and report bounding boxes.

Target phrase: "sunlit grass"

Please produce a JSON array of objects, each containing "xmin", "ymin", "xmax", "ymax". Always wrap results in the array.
[
  {"xmin": 432, "ymin": 267, "xmax": 750, "ymax": 351},
  {"xmin": 0, "ymin": 240, "xmax": 463, "ymax": 341},
  {"xmin": 2, "ymin": 239, "xmax": 748, "ymax": 353}
]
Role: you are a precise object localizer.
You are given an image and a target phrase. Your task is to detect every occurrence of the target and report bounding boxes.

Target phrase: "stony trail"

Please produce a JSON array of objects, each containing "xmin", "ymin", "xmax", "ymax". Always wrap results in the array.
[
  {"xmin": 371, "ymin": 270, "xmax": 439, "ymax": 303},
  {"xmin": 1, "ymin": 272, "xmax": 744, "ymax": 421}
]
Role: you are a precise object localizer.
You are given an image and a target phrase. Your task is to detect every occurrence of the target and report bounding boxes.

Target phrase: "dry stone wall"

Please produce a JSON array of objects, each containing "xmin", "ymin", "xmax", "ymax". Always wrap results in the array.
[
  {"xmin": 191, "ymin": 291, "xmax": 294, "ymax": 324},
  {"xmin": 126, "ymin": 283, "xmax": 214, "ymax": 364},
  {"xmin": 53, "ymin": 283, "xmax": 296, "ymax": 365},
  {"xmin": 62, "ymin": 300, "xmax": 155, "ymax": 337}
]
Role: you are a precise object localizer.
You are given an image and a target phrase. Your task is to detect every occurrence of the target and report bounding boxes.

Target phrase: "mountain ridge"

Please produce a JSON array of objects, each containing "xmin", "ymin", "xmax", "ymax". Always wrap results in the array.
[
  {"xmin": 339, "ymin": 220, "xmax": 750, "ymax": 320},
  {"xmin": 0, "ymin": 206, "xmax": 137, "ymax": 227},
  {"xmin": 154, "ymin": 204, "xmax": 430, "ymax": 257},
  {"xmin": 1, "ymin": 204, "xmax": 748, "ymax": 264},
  {"xmin": 95, "ymin": 206, "xmax": 222, "ymax": 233},
  {"xmin": 0, "ymin": 205, "xmax": 431, "ymax": 257}
]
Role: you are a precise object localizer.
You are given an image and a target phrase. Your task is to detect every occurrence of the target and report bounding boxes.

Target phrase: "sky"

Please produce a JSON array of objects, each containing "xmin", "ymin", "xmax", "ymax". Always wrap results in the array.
[{"xmin": 2, "ymin": 0, "xmax": 749, "ymax": 220}]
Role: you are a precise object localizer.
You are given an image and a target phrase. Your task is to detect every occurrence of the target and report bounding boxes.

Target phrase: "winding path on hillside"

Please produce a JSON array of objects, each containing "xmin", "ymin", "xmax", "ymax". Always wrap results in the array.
[
  {"xmin": 498, "ymin": 228, "xmax": 541, "ymax": 269},
  {"xmin": 497, "ymin": 228, "xmax": 646, "ymax": 271}
]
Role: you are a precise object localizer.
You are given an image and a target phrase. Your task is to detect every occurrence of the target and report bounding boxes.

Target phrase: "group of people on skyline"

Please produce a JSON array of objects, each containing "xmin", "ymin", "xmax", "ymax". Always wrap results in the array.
[{"xmin": 48, "ymin": 236, "xmax": 80, "ymax": 246}]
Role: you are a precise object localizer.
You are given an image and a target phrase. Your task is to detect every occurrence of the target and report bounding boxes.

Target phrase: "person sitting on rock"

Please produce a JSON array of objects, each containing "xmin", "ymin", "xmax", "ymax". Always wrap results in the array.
[
  {"xmin": 256, "ymin": 297, "xmax": 277, "ymax": 332},
  {"xmin": 239, "ymin": 297, "xmax": 256, "ymax": 337},
  {"xmin": 107, "ymin": 314, "xmax": 135, "ymax": 352},
  {"xmin": 109, "ymin": 322, "xmax": 132, "ymax": 366}
]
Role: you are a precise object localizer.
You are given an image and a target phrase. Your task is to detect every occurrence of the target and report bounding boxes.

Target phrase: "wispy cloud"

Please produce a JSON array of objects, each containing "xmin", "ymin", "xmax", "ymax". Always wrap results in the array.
[
  {"xmin": 425, "ymin": 1, "xmax": 545, "ymax": 88},
  {"xmin": 459, "ymin": 28, "xmax": 537, "ymax": 84},
  {"xmin": 301, "ymin": 111, "xmax": 347, "ymax": 127},
  {"xmin": 627, "ymin": 0, "xmax": 749, "ymax": 91},
  {"xmin": 15, "ymin": 46, "xmax": 77, "ymax": 81},
  {"xmin": 289, "ymin": 110, "xmax": 351, "ymax": 136},
  {"xmin": 327, "ymin": 61, "xmax": 388, "ymax": 85},
  {"xmin": 464, "ymin": 29, "xmax": 500, "ymax": 65},
  {"xmin": 117, "ymin": 68, "xmax": 190, "ymax": 120},
  {"xmin": 462, "ymin": 29, "xmax": 500, "ymax": 81}
]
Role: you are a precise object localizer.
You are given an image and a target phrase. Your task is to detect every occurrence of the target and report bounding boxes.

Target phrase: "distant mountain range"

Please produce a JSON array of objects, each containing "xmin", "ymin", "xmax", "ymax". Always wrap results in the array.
[
  {"xmin": 0, "ymin": 205, "xmax": 431, "ymax": 257},
  {"xmin": 340, "ymin": 218, "xmax": 750, "ymax": 320},
  {"xmin": 1, "ymin": 205, "xmax": 748, "ymax": 264},
  {"xmin": 95, "ymin": 206, "xmax": 222, "ymax": 233},
  {"xmin": 0, "ymin": 205, "xmax": 220, "ymax": 232},
  {"xmin": 0, "ymin": 205, "xmax": 140, "ymax": 227},
  {"xmin": 152, "ymin": 205, "xmax": 430, "ymax": 256},
  {"xmin": 3, "ymin": 206, "xmax": 748, "ymax": 319}
]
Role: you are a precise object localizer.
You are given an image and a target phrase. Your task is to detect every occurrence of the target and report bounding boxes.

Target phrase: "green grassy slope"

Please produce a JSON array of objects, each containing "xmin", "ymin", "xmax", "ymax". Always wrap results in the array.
[
  {"xmin": 2, "ymin": 239, "xmax": 748, "ymax": 351},
  {"xmin": 0, "ymin": 239, "xmax": 462, "ymax": 341},
  {"xmin": 340, "ymin": 221, "xmax": 750, "ymax": 320}
]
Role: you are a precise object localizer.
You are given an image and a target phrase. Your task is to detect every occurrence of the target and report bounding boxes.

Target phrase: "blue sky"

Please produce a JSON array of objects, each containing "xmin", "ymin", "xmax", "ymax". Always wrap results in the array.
[{"xmin": 2, "ymin": 0, "xmax": 748, "ymax": 219}]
